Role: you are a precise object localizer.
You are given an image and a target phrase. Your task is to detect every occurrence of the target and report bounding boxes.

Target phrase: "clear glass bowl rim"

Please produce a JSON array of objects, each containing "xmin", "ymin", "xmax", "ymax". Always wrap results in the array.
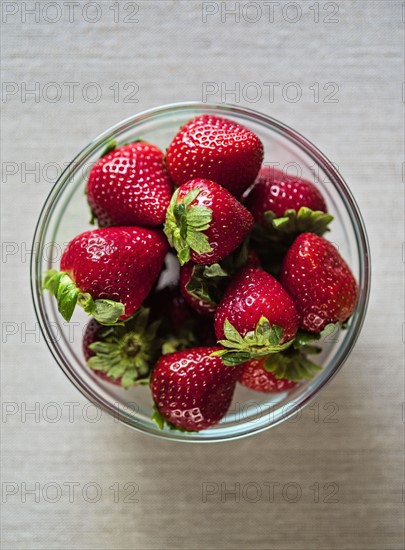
[{"xmin": 30, "ymin": 101, "xmax": 371, "ymax": 442}]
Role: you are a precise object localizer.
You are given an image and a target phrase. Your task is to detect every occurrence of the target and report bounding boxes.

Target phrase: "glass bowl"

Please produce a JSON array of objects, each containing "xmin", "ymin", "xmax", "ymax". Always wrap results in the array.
[{"xmin": 31, "ymin": 102, "xmax": 370, "ymax": 442}]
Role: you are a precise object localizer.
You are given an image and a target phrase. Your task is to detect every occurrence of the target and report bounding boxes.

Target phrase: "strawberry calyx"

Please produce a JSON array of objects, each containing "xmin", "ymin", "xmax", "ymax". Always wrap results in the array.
[
  {"xmin": 87, "ymin": 307, "xmax": 160, "ymax": 388},
  {"xmin": 43, "ymin": 269, "xmax": 125, "ymax": 325},
  {"xmin": 161, "ymin": 320, "xmax": 201, "ymax": 355},
  {"xmin": 185, "ymin": 240, "xmax": 252, "ymax": 307},
  {"xmin": 211, "ymin": 317, "xmax": 294, "ymax": 366},
  {"xmin": 185, "ymin": 263, "xmax": 229, "ymax": 307},
  {"xmin": 164, "ymin": 187, "xmax": 213, "ymax": 265},
  {"xmin": 263, "ymin": 348, "xmax": 322, "ymax": 381},
  {"xmin": 254, "ymin": 207, "xmax": 333, "ymax": 243},
  {"xmin": 251, "ymin": 207, "xmax": 333, "ymax": 276},
  {"xmin": 293, "ymin": 323, "xmax": 336, "ymax": 347},
  {"xmin": 264, "ymin": 323, "xmax": 337, "ymax": 381}
]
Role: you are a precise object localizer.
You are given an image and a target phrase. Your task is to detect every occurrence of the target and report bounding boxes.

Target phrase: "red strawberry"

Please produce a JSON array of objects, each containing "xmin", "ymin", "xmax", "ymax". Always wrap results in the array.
[
  {"xmin": 43, "ymin": 227, "xmax": 168, "ymax": 324},
  {"xmin": 245, "ymin": 167, "xmax": 333, "ymax": 242},
  {"xmin": 166, "ymin": 115, "xmax": 264, "ymax": 196},
  {"xmin": 280, "ymin": 233, "xmax": 358, "ymax": 332},
  {"xmin": 82, "ymin": 307, "xmax": 160, "ymax": 388},
  {"xmin": 246, "ymin": 167, "xmax": 327, "ymax": 219},
  {"xmin": 164, "ymin": 178, "xmax": 254, "ymax": 265},
  {"xmin": 213, "ymin": 268, "xmax": 299, "ymax": 366},
  {"xmin": 151, "ymin": 347, "xmax": 240, "ymax": 431},
  {"xmin": 238, "ymin": 358, "xmax": 297, "ymax": 393},
  {"xmin": 86, "ymin": 142, "xmax": 173, "ymax": 227}
]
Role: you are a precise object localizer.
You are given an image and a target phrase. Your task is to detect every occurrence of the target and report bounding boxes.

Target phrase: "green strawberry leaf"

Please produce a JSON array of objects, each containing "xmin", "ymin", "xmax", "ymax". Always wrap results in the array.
[
  {"xmin": 185, "ymin": 263, "xmax": 229, "ymax": 308},
  {"xmin": 92, "ymin": 299, "xmax": 125, "ymax": 325},
  {"xmin": 187, "ymin": 206, "xmax": 212, "ymax": 228},
  {"xmin": 320, "ymin": 322, "xmax": 338, "ymax": 338},
  {"xmin": 43, "ymin": 270, "xmax": 80, "ymax": 322},
  {"xmin": 99, "ymin": 139, "xmax": 117, "ymax": 158},
  {"xmin": 164, "ymin": 187, "xmax": 213, "ymax": 265},
  {"xmin": 77, "ymin": 293, "xmax": 125, "ymax": 325},
  {"xmin": 162, "ymin": 338, "xmax": 188, "ymax": 355},
  {"xmin": 203, "ymin": 264, "xmax": 229, "ymax": 278},
  {"xmin": 263, "ymin": 348, "xmax": 322, "ymax": 382},
  {"xmin": 151, "ymin": 405, "xmax": 165, "ymax": 430},
  {"xmin": 299, "ymin": 345, "xmax": 322, "ymax": 355},
  {"xmin": 185, "ymin": 230, "xmax": 211, "ymax": 254},
  {"xmin": 161, "ymin": 329, "xmax": 199, "ymax": 355},
  {"xmin": 216, "ymin": 351, "xmax": 252, "ymax": 366},
  {"xmin": 178, "ymin": 247, "xmax": 191, "ymax": 265},
  {"xmin": 293, "ymin": 323, "xmax": 337, "ymax": 349},
  {"xmin": 293, "ymin": 329, "xmax": 321, "ymax": 348},
  {"xmin": 223, "ymin": 319, "xmax": 245, "ymax": 345},
  {"xmin": 261, "ymin": 323, "xmax": 341, "ymax": 382},
  {"xmin": 262, "ymin": 207, "xmax": 333, "ymax": 239},
  {"xmin": 212, "ymin": 318, "xmax": 294, "ymax": 366},
  {"xmin": 182, "ymin": 187, "xmax": 201, "ymax": 207},
  {"xmin": 87, "ymin": 307, "xmax": 161, "ymax": 387},
  {"xmin": 121, "ymin": 369, "xmax": 138, "ymax": 388},
  {"xmin": 44, "ymin": 270, "xmax": 125, "ymax": 325},
  {"xmin": 107, "ymin": 363, "xmax": 128, "ymax": 380},
  {"xmin": 184, "ymin": 243, "xmax": 254, "ymax": 311},
  {"xmin": 89, "ymin": 208, "xmax": 96, "ymax": 225}
]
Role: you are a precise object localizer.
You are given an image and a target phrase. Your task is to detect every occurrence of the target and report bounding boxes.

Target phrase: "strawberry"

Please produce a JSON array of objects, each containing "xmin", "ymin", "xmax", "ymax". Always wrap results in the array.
[
  {"xmin": 146, "ymin": 285, "xmax": 195, "ymax": 334},
  {"xmin": 82, "ymin": 307, "xmax": 160, "ymax": 388},
  {"xmin": 179, "ymin": 244, "xmax": 260, "ymax": 317},
  {"xmin": 245, "ymin": 167, "xmax": 333, "ymax": 248},
  {"xmin": 164, "ymin": 178, "xmax": 254, "ymax": 265},
  {"xmin": 179, "ymin": 262, "xmax": 220, "ymax": 317},
  {"xmin": 166, "ymin": 115, "xmax": 264, "ymax": 196},
  {"xmin": 213, "ymin": 268, "xmax": 299, "ymax": 365},
  {"xmin": 86, "ymin": 141, "xmax": 173, "ymax": 227},
  {"xmin": 43, "ymin": 227, "xmax": 168, "ymax": 324},
  {"xmin": 280, "ymin": 233, "xmax": 358, "ymax": 332},
  {"xmin": 151, "ymin": 347, "xmax": 240, "ymax": 431},
  {"xmin": 145, "ymin": 285, "xmax": 216, "ymax": 353},
  {"xmin": 238, "ymin": 358, "xmax": 297, "ymax": 393}
]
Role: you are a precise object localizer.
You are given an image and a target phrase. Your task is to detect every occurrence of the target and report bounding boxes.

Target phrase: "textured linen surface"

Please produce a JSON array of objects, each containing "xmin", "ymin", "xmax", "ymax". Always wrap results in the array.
[{"xmin": 1, "ymin": 1, "xmax": 403, "ymax": 549}]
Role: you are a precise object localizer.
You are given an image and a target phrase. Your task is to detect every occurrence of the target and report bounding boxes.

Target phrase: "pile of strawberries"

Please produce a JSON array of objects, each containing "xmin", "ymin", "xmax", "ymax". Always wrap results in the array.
[{"xmin": 44, "ymin": 114, "xmax": 358, "ymax": 432}]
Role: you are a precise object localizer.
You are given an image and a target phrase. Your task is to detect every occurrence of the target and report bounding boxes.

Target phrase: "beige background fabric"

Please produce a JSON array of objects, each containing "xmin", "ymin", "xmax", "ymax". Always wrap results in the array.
[{"xmin": 1, "ymin": 1, "xmax": 403, "ymax": 549}]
